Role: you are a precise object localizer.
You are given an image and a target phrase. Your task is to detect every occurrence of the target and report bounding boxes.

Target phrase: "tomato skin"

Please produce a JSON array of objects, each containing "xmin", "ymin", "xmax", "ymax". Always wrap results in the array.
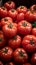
[
  {"xmin": 30, "ymin": 4, "xmax": 36, "ymax": 13},
  {"xmin": 13, "ymin": 48, "xmax": 28, "ymax": 64},
  {"xmin": 4, "ymin": 1, "xmax": 15, "ymax": 10},
  {"xmin": 8, "ymin": 9, "xmax": 18, "ymax": 20},
  {"xmin": 1, "ymin": 17, "xmax": 13, "ymax": 26},
  {"xmin": 0, "ymin": 31, "xmax": 6, "ymax": 48},
  {"xmin": 8, "ymin": 35, "xmax": 21, "ymax": 49},
  {"xmin": 5, "ymin": 62, "xmax": 14, "ymax": 65},
  {"xmin": 0, "ymin": 61, "xmax": 3, "ymax": 65},
  {"xmin": 0, "ymin": 7, "xmax": 7, "ymax": 18},
  {"xmin": 2, "ymin": 22, "xmax": 17, "ymax": 38},
  {"xmin": 23, "ymin": 63, "xmax": 32, "ymax": 65},
  {"xmin": 25, "ymin": 10, "xmax": 36, "ymax": 22},
  {"xmin": 31, "ymin": 53, "xmax": 36, "ymax": 65},
  {"xmin": 32, "ymin": 28, "xmax": 36, "ymax": 36},
  {"xmin": 16, "ymin": 13, "xmax": 25, "ymax": 22},
  {"xmin": 0, "ymin": 47, "xmax": 13, "ymax": 61},
  {"xmin": 17, "ymin": 6, "xmax": 27, "ymax": 14},
  {"xmin": 22, "ymin": 35, "xmax": 36, "ymax": 53},
  {"xmin": 18, "ymin": 20, "xmax": 32, "ymax": 35}
]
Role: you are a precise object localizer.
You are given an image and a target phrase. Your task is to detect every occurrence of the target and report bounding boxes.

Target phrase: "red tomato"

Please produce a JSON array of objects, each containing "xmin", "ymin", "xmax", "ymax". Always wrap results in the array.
[
  {"xmin": 8, "ymin": 35, "xmax": 21, "ymax": 49},
  {"xmin": 1, "ymin": 17, "xmax": 13, "ymax": 26},
  {"xmin": 16, "ymin": 13, "xmax": 25, "ymax": 22},
  {"xmin": 32, "ymin": 28, "xmax": 36, "ymax": 36},
  {"xmin": 0, "ymin": 31, "xmax": 6, "ymax": 48},
  {"xmin": 13, "ymin": 48, "xmax": 28, "ymax": 64},
  {"xmin": 8, "ymin": 9, "xmax": 18, "ymax": 20},
  {"xmin": 31, "ymin": 53, "xmax": 36, "ymax": 65},
  {"xmin": 0, "ymin": 61, "xmax": 3, "ymax": 65},
  {"xmin": 2, "ymin": 22, "xmax": 17, "ymax": 38},
  {"xmin": 17, "ymin": 6, "xmax": 27, "ymax": 14},
  {"xmin": 22, "ymin": 35, "xmax": 36, "ymax": 53},
  {"xmin": 5, "ymin": 62, "xmax": 14, "ymax": 65},
  {"xmin": 0, "ymin": 47, "xmax": 13, "ymax": 61},
  {"xmin": 30, "ymin": 4, "xmax": 36, "ymax": 13},
  {"xmin": 23, "ymin": 63, "xmax": 32, "ymax": 65},
  {"xmin": 18, "ymin": 20, "xmax": 32, "ymax": 35},
  {"xmin": 4, "ymin": 1, "xmax": 15, "ymax": 10},
  {"xmin": 25, "ymin": 10, "xmax": 36, "ymax": 22},
  {"xmin": 0, "ymin": 7, "xmax": 7, "ymax": 18}
]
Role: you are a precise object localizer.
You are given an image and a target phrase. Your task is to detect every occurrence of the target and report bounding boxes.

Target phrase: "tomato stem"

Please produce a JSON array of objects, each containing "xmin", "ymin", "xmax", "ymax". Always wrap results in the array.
[
  {"xmin": 8, "ymin": 23, "xmax": 13, "ymax": 28},
  {"xmin": 4, "ymin": 18, "xmax": 8, "ymax": 21},
  {"xmin": 12, "ymin": 36, "xmax": 17, "ymax": 40},
  {"xmin": 19, "ymin": 51, "xmax": 24, "ymax": 57},
  {"xmin": 20, "ymin": 6, "xmax": 24, "ymax": 9},
  {"xmin": 30, "ymin": 40, "xmax": 34, "ymax": 45},
  {"xmin": 11, "ymin": 9, "xmax": 15, "ymax": 12},
  {"xmin": 22, "ymin": 22, "xmax": 27, "ymax": 27},
  {"xmin": 3, "ymin": 48, "xmax": 8, "ymax": 53}
]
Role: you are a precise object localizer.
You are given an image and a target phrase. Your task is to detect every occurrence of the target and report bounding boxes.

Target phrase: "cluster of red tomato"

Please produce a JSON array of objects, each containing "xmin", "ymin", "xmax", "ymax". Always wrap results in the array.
[{"xmin": 0, "ymin": 1, "xmax": 36, "ymax": 65}]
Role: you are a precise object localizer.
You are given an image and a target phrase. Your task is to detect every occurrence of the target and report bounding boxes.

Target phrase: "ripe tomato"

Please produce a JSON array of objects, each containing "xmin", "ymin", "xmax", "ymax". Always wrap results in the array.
[
  {"xmin": 23, "ymin": 63, "xmax": 32, "ymax": 65},
  {"xmin": 0, "ymin": 6, "xmax": 7, "ymax": 18},
  {"xmin": 25, "ymin": 10, "xmax": 36, "ymax": 22},
  {"xmin": 4, "ymin": 1, "xmax": 15, "ymax": 10},
  {"xmin": 22, "ymin": 35, "xmax": 36, "ymax": 53},
  {"xmin": 8, "ymin": 9, "xmax": 18, "ymax": 20},
  {"xmin": 0, "ymin": 31, "xmax": 6, "ymax": 48},
  {"xmin": 5, "ymin": 62, "xmax": 14, "ymax": 65},
  {"xmin": 16, "ymin": 13, "xmax": 25, "ymax": 22},
  {"xmin": 2, "ymin": 22, "xmax": 17, "ymax": 38},
  {"xmin": 17, "ymin": 6, "xmax": 27, "ymax": 14},
  {"xmin": 1, "ymin": 17, "xmax": 13, "ymax": 26},
  {"xmin": 8, "ymin": 35, "xmax": 21, "ymax": 49},
  {"xmin": 0, "ymin": 61, "xmax": 3, "ymax": 65},
  {"xmin": 0, "ymin": 47, "xmax": 13, "ymax": 61},
  {"xmin": 31, "ymin": 53, "xmax": 36, "ymax": 65},
  {"xmin": 32, "ymin": 28, "xmax": 36, "ymax": 36},
  {"xmin": 30, "ymin": 4, "xmax": 36, "ymax": 13},
  {"xmin": 18, "ymin": 20, "xmax": 32, "ymax": 35},
  {"xmin": 13, "ymin": 48, "xmax": 28, "ymax": 64}
]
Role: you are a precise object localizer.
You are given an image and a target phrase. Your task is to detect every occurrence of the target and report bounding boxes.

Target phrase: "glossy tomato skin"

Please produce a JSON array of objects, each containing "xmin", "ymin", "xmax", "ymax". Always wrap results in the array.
[
  {"xmin": 32, "ymin": 28, "xmax": 36, "ymax": 36},
  {"xmin": 16, "ymin": 13, "xmax": 25, "ymax": 22},
  {"xmin": 23, "ymin": 63, "xmax": 32, "ymax": 65},
  {"xmin": 4, "ymin": 1, "xmax": 15, "ymax": 10},
  {"xmin": 18, "ymin": 20, "xmax": 32, "ymax": 35},
  {"xmin": 0, "ymin": 47, "xmax": 13, "ymax": 61},
  {"xmin": 31, "ymin": 53, "xmax": 36, "ymax": 65},
  {"xmin": 13, "ymin": 48, "xmax": 28, "ymax": 64},
  {"xmin": 8, "ymin": 35, "xmax": 21, "ymax": 49},
  {"xmin": 0, "ymin": 61, "xmax": 3, "ymax": 65},
  {"xmin": 17, "ymin": 6, "xmax": 27, "ymax": 14},
  {"xmin": 30, "ymin": 4, "xmax": 36, "ymax": 13},
  {"xmin": 0, "ymin": 7, "xmax": 7, "ymax": 18},
  {"xmin": 22, "ymin": 35, "xmax": 36, "ymax": 53},
  {"xmin": 8, "ymin": 9, "xmax": 18, "ymax": 20},
  {"xmin": 1, "ymin": 17, "xmax": 13, "ymax": 26},
  {"xmin": 0, "ymin": 31, "xmax": 6, "ymax": 48},
  {"xmin": 25, "ymin": 10, "xmax": 36, "ymax": 22},
  {"xmin": 2, "ymin": 22, "xmax": 17, "ymax": 38},
  {"xmin": 5, "ymin": 62, "xmax": 14, "ymax": 65}
]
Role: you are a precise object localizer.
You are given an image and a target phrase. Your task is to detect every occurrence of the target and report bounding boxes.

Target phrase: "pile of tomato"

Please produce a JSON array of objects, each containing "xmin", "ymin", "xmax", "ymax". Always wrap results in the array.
[{"xmin": 0, "ymin": 1, "xmax": 36, "ymax": 65}]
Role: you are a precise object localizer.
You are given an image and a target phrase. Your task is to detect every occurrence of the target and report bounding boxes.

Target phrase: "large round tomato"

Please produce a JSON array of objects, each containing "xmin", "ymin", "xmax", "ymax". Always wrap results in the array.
[
  {"xmin": 17, "ymin": 6, "xmax": 27, "ymax": 14},
  {"xmin": 4, "ymin": 1, "xmax": 15, "ymax": 10},
  {"xmin": 5, "ymin": 62, "xmax": 14, "ymax": 65},
  {"xmin": 18, "ymin": 20, "xmax": 32, "ymax": 35},
  {"xmin": 13, "ymin": 48, "xmax": 28, "ymax": 64},
  {"xmin": 0, "ymin": 6, "xmax": 7, "ymax": 18},
  {"xmin": 22, "ymin": 35, "xmax": 36, "ymax": 53},
  {"xmin": 0, "ymin": 31, "xmax": 6, "ymax": 48},
  {"xmin": 0, "ymin": 47, "xmax": 13, "ymax": 61},
  {"xmin": 31, "ymin": 53, "xmax": 36, "ymax": 65},
  {"xmin": 2, "ymin": 22, "xmax": 17, "ymax": 38},
  {"xmin": 8, "ymin": 35, "xmax": 21, "ymax": 49}
]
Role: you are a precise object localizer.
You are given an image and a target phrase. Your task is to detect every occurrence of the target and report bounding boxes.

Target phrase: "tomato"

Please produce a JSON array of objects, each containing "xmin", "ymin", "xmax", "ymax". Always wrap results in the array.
[
  {"xmin": 30, "ymin": 4, "xmax": 36, "ymax": 13},
  {"xmin": 8, "ymin": 35, "xmax": 21, "ymax": 49},
  {"xmin": 0, "ymin": 6, "xmax": 7, "ymax": 18},
  {"xmin": 0, "ymin": 31, "xmax": 6, "ymax": 48},
  {"xmin": 23, "ymin": 63, "xmax": 32, "ymax": 65},
  {"xmin": 0, "ymin": 61, "xmax": 3, "ymax": 65},
  {"xmin": 31, "ymin": 53, "xmax": 36, "ymax": 65},
  {"xmin": 13, "ymin": 48, "xmax": 28, "ymax": 64},
  {"xmin": 2, "ymin": 22, "xmax": 17, "ymax": 38},
  {"xmin": 5, "ymin": 62, "xmax": 14, "ymax": 65},
  {"xmin": 4, "ymin": 1, "xmax": 15, "ymax": 10},
  {"xmin": 8, "ymin": 9, "xmax": 18, "ymax": 20},
  {"xmin": 16, "ymin": 13, "xmax": 25, "ymax": 22},
  {"xmin": 32, "ymin": 28, "xmax": 36, "ymax": 36},
  {"xmin": 25, "ymin": 10, "xmax": 36, "ymax": 22},
  {"xmin": 22, "ymin": 35, "xmax": 36, "ymax": 53},
  {"xmin": 18, "ymin": 20, "xmax": 32, "ymax": 35},
  {"xmin": 17, "ymin": 6, "xmax": 27, "ymax": 14},
  {"xmin": 1, "ymin": 17, "xmax": 13, "ymax": 26},
  {"xmin": 0, "ymin": 47, "xmax": 13, "ymax": 61}
]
